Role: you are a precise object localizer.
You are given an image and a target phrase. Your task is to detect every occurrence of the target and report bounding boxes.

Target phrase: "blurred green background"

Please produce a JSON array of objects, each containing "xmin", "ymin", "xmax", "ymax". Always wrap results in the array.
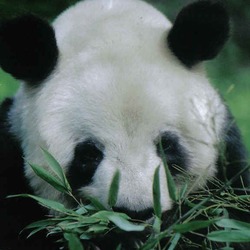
[{"xmin": 0, "ymin": 0, "xmax": 249, "ymax": 151}]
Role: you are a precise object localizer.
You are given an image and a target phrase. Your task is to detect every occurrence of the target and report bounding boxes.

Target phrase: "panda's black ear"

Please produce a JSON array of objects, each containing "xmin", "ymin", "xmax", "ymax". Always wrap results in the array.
[
  {"xmin": 0, "ymin": 14, "xmax": 58, "ymax": 84},
  {"xmin": 167, "ymin": 1, "xmax": 229, "ymax": 67}
]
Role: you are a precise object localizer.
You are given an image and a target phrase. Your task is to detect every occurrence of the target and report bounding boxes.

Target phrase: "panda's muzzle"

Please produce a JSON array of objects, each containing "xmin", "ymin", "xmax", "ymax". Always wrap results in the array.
[{"xmin": 113, "ymin": 206, "xmax": 154, "ymax": 221}]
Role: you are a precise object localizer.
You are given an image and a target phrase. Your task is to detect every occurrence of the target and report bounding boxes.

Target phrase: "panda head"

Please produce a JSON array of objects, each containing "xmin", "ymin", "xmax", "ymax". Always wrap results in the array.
[{"xmin": 0, "ymin": 0, "xmax": 229, "ymax": 219}]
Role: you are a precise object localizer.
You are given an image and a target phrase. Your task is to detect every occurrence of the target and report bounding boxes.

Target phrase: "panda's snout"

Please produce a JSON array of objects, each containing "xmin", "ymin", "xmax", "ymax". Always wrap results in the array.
[{"xmin": 113, "ymin": 206, "xmax": 154, "ymax": 221}]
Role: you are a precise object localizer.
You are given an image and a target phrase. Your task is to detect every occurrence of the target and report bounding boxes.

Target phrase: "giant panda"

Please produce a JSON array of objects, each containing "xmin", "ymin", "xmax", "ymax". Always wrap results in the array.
[{"xmin": 0, "ymin": 0, "xmax": 249, "ymax": 249}]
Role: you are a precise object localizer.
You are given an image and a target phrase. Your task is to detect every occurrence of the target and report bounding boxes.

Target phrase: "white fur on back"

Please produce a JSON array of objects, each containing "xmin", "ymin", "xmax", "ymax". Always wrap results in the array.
[{"xmin": 9, "ymin": 0, "xmax": 226, "ymax": 211}]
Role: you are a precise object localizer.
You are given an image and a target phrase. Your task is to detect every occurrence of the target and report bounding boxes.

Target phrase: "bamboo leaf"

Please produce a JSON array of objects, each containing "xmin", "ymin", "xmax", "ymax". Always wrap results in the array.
[
  {"xmin": 9, "ymin": 194, "xmax": 73, "ymax": 214},
  {"xmin": 158, "ymin": 140, "xmax": 177, "ymax": 201},
  {"xmin": 116, "ymin": 245, "xmax": 122, "ymax": 250},
  {"xmin": 208, "ymin": 230, "xmax": 250, "ymax": 243},
  {"xmin": 168, "ymin": 233, "xmax": 181, "ymax": 250},
  {"xmin": 108, "ymin": 214, "xmax": 145, "ymax": 232},
  {"xmin": 80, "ymin": 233, "xmax": 91, "ymax": 240},
  {"xmin": 139, "ymin": 238, "xmax": 159, "ymax": 250},
  {"xmin": 64, "ymin": 233, "xmax": 84, "ymax": 250},
  {"xmin": 164, "ymin": 163, "xmax": 177, "ymax": 202},
  {"xmin": 93, "ymin": 210, "xmax": 130, "ymax": 221},
  {"xmin": 41, "ymin": 148, "xmax": 72, "ymax": 192},
  {"xmin": 173, "ymin": 220, "xmax": 216, "ymax": 233},
  {"xmin": 152, "ymin": 216, "xmax": 162, "ymax": 234},
  {"xmin": 86, "ymin": 196, "xmax": 106, "ymax": 211},
  {"xmin": 26, "ymin": 227, "xmax": 47, "ymax": 239},
  {"xmin": 25, "ymin": 219, "xmax": 57, "ymax": 230},
  {"xmin": 29, "ymin": 163, "xmax": 68, "ymax": 194},
  {"xmin": 108, "ymin": 170, "xmax": 120, "ymax": 207},
  {"xmin": 153, "ymin": 166, "xmax": 161, "ymax": 218},
  {"xmin": 75, "ymin": 206, "xmax": 88, "ymax": 215},
  {"xmin": 216, "ymin": 218, "xmax": 250, "ymax": 231},
  {"xmin": 87, "ymin": 224, "xmax": 108, "ymax": 233},
  {"xmin": 92, "ymin": 210, "xmax": 145, "ymax": 232}
]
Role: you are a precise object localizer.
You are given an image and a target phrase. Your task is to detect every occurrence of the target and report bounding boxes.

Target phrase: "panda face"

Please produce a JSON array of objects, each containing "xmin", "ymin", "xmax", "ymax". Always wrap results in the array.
[{"xmin": 4, "ymin": 0, "xmax": 229, "ymax": 218}]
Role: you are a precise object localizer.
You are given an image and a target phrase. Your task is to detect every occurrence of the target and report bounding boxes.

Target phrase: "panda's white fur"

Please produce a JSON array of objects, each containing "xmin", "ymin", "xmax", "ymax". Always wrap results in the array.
[{"xmin": 9, "ymin": 0, "xmax": 227, "ymax": 212}]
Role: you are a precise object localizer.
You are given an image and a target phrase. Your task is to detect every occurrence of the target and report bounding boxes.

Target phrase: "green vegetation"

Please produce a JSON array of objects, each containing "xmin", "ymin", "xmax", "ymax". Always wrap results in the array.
[
  {"xmin": 0, "ymin": 69, "xmax": 19, "ymax": 101},
  {"xmin": 9, "ymin": 148, "xmax": 250, "ymax": 249}
]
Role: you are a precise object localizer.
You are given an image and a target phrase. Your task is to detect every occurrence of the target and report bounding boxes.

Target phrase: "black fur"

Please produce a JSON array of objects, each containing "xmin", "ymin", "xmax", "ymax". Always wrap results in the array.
[
  {"xmin": 0, "ymin": 99, "xmax": 58, "ymax": 250},
  {"xmin": 216, "ymin": 110, "xmax": 250, "ymax": 189},
  {"xmin": 67, "ymin": 140, "xmax": 104, "ymax": 193},
  {"xmin": 156, "ymin": 132, "xmax": 190, "ymax": 176},
  {"xmin": 168, "ymin": 0, "xmax": 229, "ymax": 67},
  {"xmin": 0, "ymin": 14, "xmax": 58, "ymax": 84}
]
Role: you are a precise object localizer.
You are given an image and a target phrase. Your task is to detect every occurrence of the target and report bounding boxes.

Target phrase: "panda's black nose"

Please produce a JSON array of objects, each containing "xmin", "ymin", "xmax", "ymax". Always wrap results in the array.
[{"xmin": 113, "ymin": 206, "xmax": 154, "ymax": 221}]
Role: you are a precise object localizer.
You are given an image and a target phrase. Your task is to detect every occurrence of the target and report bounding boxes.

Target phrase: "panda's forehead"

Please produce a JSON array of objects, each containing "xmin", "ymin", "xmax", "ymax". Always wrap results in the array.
[
  {"xmin": 50, "ymin": 69, "xmax": 170, "ymax": 141},
  {"xmin": 38, "ymin": 59, "xmax": 211, "ymax": 147}
]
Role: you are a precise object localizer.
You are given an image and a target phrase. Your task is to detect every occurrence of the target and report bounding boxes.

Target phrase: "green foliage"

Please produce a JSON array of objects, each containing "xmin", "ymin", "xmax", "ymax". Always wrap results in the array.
[
  {"xmin": 208, "ymin": 231, "xmax": 250, "ymax": 243},
  {"xmin": 173, "ymin": 220, "xmax": 217, "ymax": 234},
  {"xmin": 108, "ymin": 170, "xmax": 120, "ymax": 208},
  {"xmin": 64, "ymin": 233, "xmax": 84, "ymax": 250},
  {"xmin": 9, "ymin": 194, "xmax": 75, "ymax": 214},
  {"xmin": 158, "ymin": 140, "xmax": 177, "ymax": 202},
  {"xmin": 207, "ymin": 219, "xmax": 250, "ymax": 243},
  {"xmin": 8, "ymin": 149, "xmax": 250, "ymax": 249},
  {"xmin": 153, "ymin": 166, "xmax": 162, "ymax": 218},
  {"xmin": 28, "ymin": 148, "xmax": 73, "ymax": 196}
]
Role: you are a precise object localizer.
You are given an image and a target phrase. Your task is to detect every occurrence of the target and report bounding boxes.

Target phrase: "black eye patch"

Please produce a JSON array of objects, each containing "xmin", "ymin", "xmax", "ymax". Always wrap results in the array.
[
  {"xmin": 67, "ymin": 140, "xmax": 104, "ymax": 192},
  {"xmin": 156, "ymin": 132, "xmax": 189, "ymax": 176}
]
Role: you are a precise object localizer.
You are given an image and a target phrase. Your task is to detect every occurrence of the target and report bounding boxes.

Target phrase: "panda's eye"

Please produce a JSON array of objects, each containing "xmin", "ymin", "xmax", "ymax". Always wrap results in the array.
[
  {"xmin": 156, "ymin": 132, "xmax": 189, "ymax": 176},
  {"xmin": 67, "ymin": 140, "xmax": 104, "ymax": 192}
]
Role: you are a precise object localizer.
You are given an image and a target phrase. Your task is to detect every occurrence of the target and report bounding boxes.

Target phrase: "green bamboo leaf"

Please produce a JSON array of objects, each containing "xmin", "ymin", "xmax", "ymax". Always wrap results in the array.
[
  {"xmin": 80, "ymin": 233, "xmax": 91, "ymax": 240},
  {"xmin": 29, "ymin": 163, "xmax": 68, "ymax": 193},
  {"xmin": 164, "ymin": 164, "xmax": 177, "ymax": 202},
  {"xmin": 75, "ymin": 206, "xmax": 88, "ymax": 215},
  {"xmin": 25, "ymin": 219, "xmax": 57, "ymax": 230},
  {"xmin": 158, "ymin": 140, "xmax": 177, "ymax": 201},
  {"xmin": 152, "ymin": 216, "xmax": 162, "ymax": 233},
  {"xmin": 139, "ymin": 238, "xmax": 159, "ymax": 250},
  {"xmin": 26, "ymin": 227, "xmax": 47, "ymax": 239},
  {"xmin": 153, "ymin": 166, "xmax": 162, "ymax": 218},
  {"xmin": 86, "ymin": 196, "xmax": 106, "ymax": 210},
  {"xmin": 116, "ymin": 244, "xmax": 122, "ymax": 250},
  {"xmin": 108, "ymin": 214, "xmax": 145, "ymax": 232},
  {"xmin": 237, "ymin": 195, "xmax": 250, "ymax": 200},
  {"xmin": 108, "ymin": 170, "xmax": 120, "ymax": 207},
  {"xmin": 92, "ymin": 210, "xmax": 145, "ymax": 231},
  {"xmin": 41, "ymin": 148, "xmax": 72, "ymax": 192},
  {"xmin": 87, "ymin": 224, "xmax": 108, "ymax": 233},
  {"xmin": 76, "ymin": 216, "xmax": 100, "ymax": 225},
  {"xmin": 179, "ymin": 182, "xmax": 188, "ymax": 200},
  {"xmin": 168, "ymin": 233, "xmax": 181, "ymax": 250},
  {"xmin": 58, "ymin": 222, "xmax": 90, "ymax": 232},
  {"xmin": 208, "ymin": 230, "xmax": 250, "ymax": 243},
  {"xmin": 173, "ymin": 220, "xmax": 216, "ymax": 233},
  {"xmin": 216, "ymin": 218, "xmax": 250, "ymax": 231},
  {"xmin": 93, "ymin": 210, "xmax": 130, "ymax": 220},
  {"xmin": 9, "ymin": 194, "xmax": 73, "ymax": 214},
  {"xmin": 64, "ymin": 233, "xmax": 84, "ymax": 250}
]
